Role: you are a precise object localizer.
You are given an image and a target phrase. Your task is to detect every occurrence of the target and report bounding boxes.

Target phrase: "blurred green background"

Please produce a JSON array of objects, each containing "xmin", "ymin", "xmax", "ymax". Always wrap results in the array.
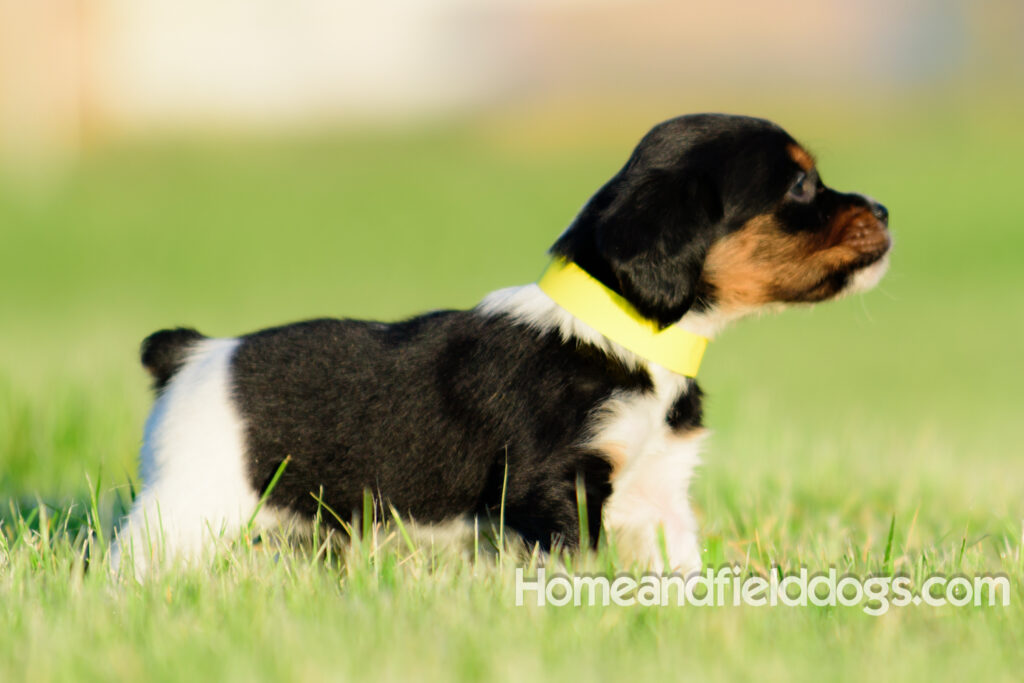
[
  {"xmin": 2, "ymin": 4, "xmax": 1023, "ymax": 680},
  {"xmin": 0, "ymin": 0, "xmax": 1021, "ymax": 569},
  {"xmin": 2, "ymin": 96, "xmax": 1022, "ymax": 515}
]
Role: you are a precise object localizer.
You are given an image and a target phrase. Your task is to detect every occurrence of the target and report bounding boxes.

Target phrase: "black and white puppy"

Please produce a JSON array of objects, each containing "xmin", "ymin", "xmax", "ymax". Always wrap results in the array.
[{"xmin": 111, "ymin": 114, "xmax": 891, "ymax": 575}]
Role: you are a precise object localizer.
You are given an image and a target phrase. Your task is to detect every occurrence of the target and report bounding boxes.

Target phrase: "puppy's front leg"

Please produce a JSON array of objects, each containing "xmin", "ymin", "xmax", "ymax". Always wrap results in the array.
[{"xmin": 600, "ymin": 432, "xmax": 705, "ymax": 575}]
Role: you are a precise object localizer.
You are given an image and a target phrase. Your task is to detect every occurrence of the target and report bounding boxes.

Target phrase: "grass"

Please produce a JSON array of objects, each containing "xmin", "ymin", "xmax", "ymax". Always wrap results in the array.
[{"xmin": 1, "ymin": 101, "xmax": 1023, "ymax": 681}]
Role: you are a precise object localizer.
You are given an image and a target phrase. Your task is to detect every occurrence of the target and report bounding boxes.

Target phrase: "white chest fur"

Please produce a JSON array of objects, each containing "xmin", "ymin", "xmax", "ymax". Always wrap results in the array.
[
  {"xmin": 480, "ymin": 285, "xmax": 708, "ymax": 574},
  {"xmin": 588, "ymin": 365, "xmax": 706, "ymax": 574}
]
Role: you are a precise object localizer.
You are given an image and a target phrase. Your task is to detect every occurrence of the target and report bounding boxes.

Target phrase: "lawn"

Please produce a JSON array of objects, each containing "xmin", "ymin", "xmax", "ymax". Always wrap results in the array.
[{"xmin": 1, "ymin": 101, "xmax": 1022, "ymax": 681}]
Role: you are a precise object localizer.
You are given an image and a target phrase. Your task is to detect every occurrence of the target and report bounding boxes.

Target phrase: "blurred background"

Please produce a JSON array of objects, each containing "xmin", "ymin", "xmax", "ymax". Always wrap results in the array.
[{"xmin": 0, "ymin": 0, "xmax": 1021, "ymax": 530}]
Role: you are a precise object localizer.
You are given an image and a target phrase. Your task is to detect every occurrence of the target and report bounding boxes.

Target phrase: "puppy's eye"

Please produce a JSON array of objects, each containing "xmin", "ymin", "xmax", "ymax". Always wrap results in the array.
[{"xmin": 787, "ymin": 172, "xmax": 815, "ymax": 203}]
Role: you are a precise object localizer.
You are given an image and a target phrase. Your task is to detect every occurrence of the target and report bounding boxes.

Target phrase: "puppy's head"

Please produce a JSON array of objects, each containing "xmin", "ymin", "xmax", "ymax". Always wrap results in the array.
[{"xmin": 552, "ymin": 114, "xmax": 891, "ymax": 327}]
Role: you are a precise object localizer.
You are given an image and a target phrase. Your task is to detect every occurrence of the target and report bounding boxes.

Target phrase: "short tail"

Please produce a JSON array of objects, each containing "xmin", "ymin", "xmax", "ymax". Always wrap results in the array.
[{"xmin": 140, "ymin": 327, "xmax": 206, "ymax": 390}]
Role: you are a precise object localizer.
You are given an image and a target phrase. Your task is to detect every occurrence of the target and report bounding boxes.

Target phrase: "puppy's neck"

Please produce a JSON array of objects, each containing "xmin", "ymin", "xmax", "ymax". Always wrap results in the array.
[
  {"xmin": 479, "ymin": 284, "xmax": 747, "ymax": 380},
  {"xmin": 675, "ymin": 307, "xmax": 749, "ymax": 341}
]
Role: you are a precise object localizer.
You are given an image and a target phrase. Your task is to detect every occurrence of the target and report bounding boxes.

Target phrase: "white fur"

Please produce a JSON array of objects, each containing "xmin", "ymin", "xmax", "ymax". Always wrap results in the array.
[
  {"xmin": 585, "ymin": 366, "xmax": 707, "ymax": 575},
  {"xmin": 111, "ymin": 338, "xmax": 274, "ymax": 576},
  {"xmin": 847, "ymin": 253, "xmax": 890, "ymax": 295},
  {"xmin": 479, "ymin": 285, "xmax": 718, "ymax": 574},
  {"xmin": 479, "ymin": 284, "xmax": 646, "ymax": 371}
]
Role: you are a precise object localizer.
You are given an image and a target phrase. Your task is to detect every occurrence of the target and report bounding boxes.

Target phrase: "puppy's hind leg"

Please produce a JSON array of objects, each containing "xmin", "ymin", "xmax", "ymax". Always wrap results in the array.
[{"xmin": 111, "ymin": 337, "xmax": 266, "ymax": 577}]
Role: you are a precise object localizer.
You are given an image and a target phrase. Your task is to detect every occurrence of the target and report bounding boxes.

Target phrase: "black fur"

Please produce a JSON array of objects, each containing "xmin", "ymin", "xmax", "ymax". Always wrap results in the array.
[
  {"xmin": 140, "ymin": 328, "xmax": 206, "ymax": 390},
  {"xmin": 666, "ymin": 384, "xmax": 704, "ymax": 432},
  {"xmin": 231, "ymin": 315, "xmax": 652, "ymax": 549}
]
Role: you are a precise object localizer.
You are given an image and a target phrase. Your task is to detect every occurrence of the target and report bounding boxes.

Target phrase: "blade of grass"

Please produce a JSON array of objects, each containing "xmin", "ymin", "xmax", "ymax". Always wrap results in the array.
[
  {"xmin": 309, "ymin": 491, "xmax": 348, "ymax": 531},
  {"xmin": 36, "ymin": 496, "xmax": 50, "ymax": 551},
  {"xmin": 362, "ymin": 488, "xmax": 373, "ymax": 542},
  {"xmin": 247, "ymin": 455, "xmax": 291, "ymax": 532},
  {"xmin": 311, "ymin": 485, "xmax": 324, "ymax": 565},
  {"xmin": 473, "ymin": 515, "xmax": 479, "ymax": 571},
  {"xmin": 575, "ymin": 472, "xmax": 590, "ymax": 552},
  {"xmin": 388, "ymin": 504, "xmax": 417, "ymax": 556},
  {"xmin": 86, "ymin": 472, "xmax": 108, "ymax": 559},
  {"xmin": 498, "ymin": 448, "xmax": 509, "ymax": 564},
  {"xmin": 656, "ymin": 523, "xmax": 670, "ymax": 574},
  {"xmin": 883, "ymin": 513, "xmax": 896, "ymax": 574},
  {"xmin": 957, "ymin": 523, "xmax": 969, "ymax": 568}
]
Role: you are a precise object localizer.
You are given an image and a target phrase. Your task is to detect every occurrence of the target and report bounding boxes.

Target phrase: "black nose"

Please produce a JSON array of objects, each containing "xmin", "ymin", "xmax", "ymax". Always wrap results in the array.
[{"xmin": 870, "ymin": 202, "xmax": 889, "ymax": 224}]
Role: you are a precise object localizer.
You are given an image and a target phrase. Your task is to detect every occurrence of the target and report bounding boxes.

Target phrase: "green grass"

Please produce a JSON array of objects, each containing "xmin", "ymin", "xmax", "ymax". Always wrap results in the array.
[{"xmin": 1, "ymin": 103, "xmax": 1023, "ymax": 682}]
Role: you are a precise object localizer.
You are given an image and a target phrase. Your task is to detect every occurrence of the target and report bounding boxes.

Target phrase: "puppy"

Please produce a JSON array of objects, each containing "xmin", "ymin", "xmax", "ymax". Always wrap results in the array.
[{"xmin": 111, "ymin": 114, "xmax": 890, "ymax": 575}]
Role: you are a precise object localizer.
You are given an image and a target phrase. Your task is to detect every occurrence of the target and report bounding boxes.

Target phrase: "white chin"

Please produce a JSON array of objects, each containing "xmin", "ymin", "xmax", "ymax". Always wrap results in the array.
[{"xmin": 846, "ymin": 253, "xmax": 890, "ymax": 294}]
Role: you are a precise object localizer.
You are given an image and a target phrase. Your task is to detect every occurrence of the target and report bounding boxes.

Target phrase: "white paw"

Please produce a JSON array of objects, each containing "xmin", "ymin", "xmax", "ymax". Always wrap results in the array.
[
  {"xmin": 605, "ymin": 514, "xmax": 702, "ymax": 575},
  {"xmin": 656, "ymin": 528, "xmax": 702, "ymax": 576}
]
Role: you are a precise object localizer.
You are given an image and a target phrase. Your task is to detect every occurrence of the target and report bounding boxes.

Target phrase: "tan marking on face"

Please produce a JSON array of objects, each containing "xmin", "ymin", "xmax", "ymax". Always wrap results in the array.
[
  {"xmin": 703, "ymin": 208, "xmax": 889, "ymax": 309},
  {"xmin": 666, "ymin": 426, "xmax": 708, "ymax": 443},
  {"xmin": 787, "ymin": 143, "xmax": 816, "ymax": 172},
  {"xmin": 595, "ymin": 442, "xmax": 628, "ymax": 476}
]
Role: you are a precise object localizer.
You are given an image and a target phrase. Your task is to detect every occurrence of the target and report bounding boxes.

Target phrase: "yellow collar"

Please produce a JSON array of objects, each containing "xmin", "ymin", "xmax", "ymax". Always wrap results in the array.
[{"xmin": 538, "ymin": 259, "xmax": 708, "ymax": 377}]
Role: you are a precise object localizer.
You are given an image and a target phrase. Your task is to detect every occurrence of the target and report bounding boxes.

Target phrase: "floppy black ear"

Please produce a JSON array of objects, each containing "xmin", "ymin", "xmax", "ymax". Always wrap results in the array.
[{"xmin": 553, "ymin": 168, "xmax": 722, "ymax": 328}]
